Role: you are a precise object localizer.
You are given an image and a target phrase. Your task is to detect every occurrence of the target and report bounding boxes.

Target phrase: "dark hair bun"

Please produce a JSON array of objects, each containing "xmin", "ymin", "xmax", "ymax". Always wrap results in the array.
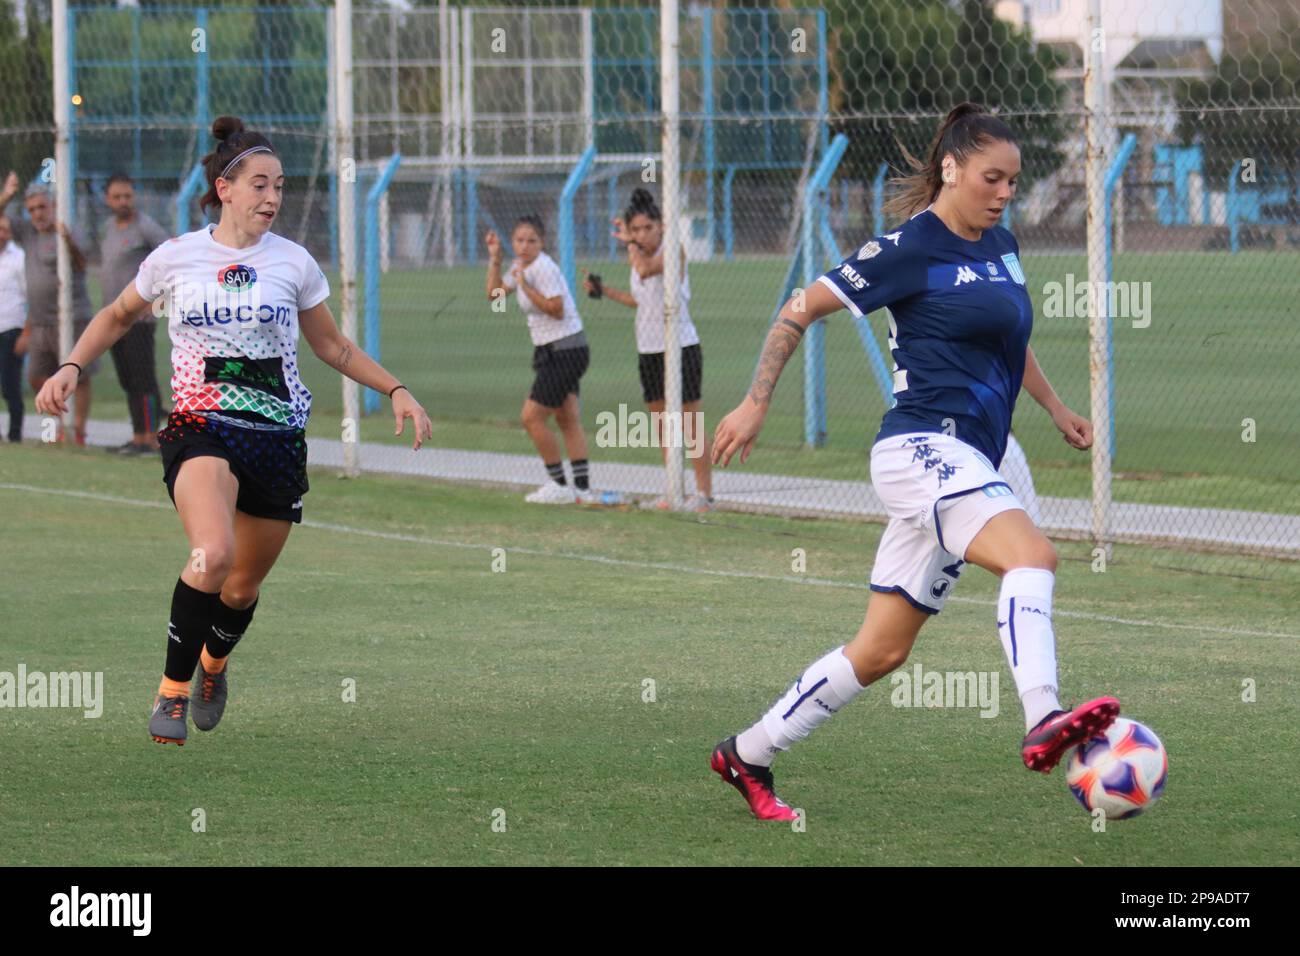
[
  {"xmin": 212, "ymin": 115, "xmax": 246, "ymax": 142},
  {"xmin": 629, "ymin": 187, "xmax": 656, "ymax": 212}
]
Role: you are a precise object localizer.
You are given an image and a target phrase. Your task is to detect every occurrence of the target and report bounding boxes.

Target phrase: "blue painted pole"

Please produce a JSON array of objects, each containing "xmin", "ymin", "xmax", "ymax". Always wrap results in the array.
[
  {"xmin": 176, "ymin": 163, "xmax": 205, "ymax": 233},
  {"xmin": 819, "ymin": 215, "xmax": 891, "ymax": 404},
  {"xmin": 1227, "ymin": 166, "xmax": 1240, "ymax": 253},
  {"xmin": 466, "ymin": 169, "xmax": 479, "ymax": 265},
  {"xmin": 701, "ymin": 6, "xmax": 716, "ymax": 257},
  {"xmin": 872, "ymin": 162, "xmax": 888, "ymax": 235},
  {"xmin": 559, "ymin": 144, "xmax": 597, "ymax": 294},
  {"xmin": 1102, "ymin": 132, "xmax": 1138, "ymax": 466},
  {"xmin": 607, "ymin": 175, "xmax": 619, "ymax": 260},
  {"xmin": 363, "ymin": 154, "xmax": 402, "ymax": 415},
  {"xmin": 816, "ymin": 9, "xmax": 829, "ymax": 156},
  {"xmin": 723, "ymin": 165, "xmax": 736, "ymax": 260},
  {"xmin": 802, "ymin": 133, "xmax": 849, "ymax": 447}
]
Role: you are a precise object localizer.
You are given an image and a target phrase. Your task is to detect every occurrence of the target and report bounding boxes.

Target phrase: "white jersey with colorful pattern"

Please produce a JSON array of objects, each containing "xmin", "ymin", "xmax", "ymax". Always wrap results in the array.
[{"xmin": 134, "ymin": 226, "xmax": 330, "ymax": 429}]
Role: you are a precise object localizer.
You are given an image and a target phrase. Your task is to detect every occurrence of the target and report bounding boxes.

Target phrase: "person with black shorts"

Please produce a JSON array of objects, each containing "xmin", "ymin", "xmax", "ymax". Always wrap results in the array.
[
  {"xmin": 583, "ymin": 188, "xmax": 712, "ymax": 511},
  {"xmin": 36, "ymin": 115, "xmax": 433, "ymax": 747},
  {"xmin": 485, "ymin": 215, "xmax": 594, "ymax": 505}
]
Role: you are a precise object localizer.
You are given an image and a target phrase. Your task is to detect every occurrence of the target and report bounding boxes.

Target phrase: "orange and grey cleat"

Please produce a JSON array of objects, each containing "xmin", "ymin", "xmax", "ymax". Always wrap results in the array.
[
  {"xmin": 191, "ymin": 666, "xmax": 229, "ymax": 732},
  {"xmin": 149, "ymin": 694, "xmax": 189, "ymax": 746},
  {"xmin": 1021, "ymin": 696, "xmax": 1120, "ymax": 773},
  {"xmin": 710, "ymin": 736, "xmax": 799, "ymax": 822}
]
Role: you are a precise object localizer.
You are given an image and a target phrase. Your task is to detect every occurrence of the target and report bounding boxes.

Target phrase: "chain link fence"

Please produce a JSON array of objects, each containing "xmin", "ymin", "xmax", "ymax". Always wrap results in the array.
[{"xmin": 1, "ymin": 0, "xmax": 1296, "ymax": 573}]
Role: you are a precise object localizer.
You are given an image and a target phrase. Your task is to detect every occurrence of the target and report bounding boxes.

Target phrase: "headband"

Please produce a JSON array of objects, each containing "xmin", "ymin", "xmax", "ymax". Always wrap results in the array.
[{"xmin": 220, "ymin": 146, "xmax": 274, "ymax": 181}]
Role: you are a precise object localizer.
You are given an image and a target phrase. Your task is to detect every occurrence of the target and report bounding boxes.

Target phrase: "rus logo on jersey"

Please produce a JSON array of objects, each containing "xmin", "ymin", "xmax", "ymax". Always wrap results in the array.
[
  {"xmin": 839, "ymin": 262, "xmax": 867, "ymax": 290},
  {"xmin": 219, "ymin": 263, "xmax": 258, "ymax": 292}
]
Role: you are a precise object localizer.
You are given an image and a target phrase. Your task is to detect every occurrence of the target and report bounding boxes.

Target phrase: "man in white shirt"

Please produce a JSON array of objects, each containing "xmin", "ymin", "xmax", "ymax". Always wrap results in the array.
[{"xmin": 0, "ymin": 213, "xmax": 27, "ymax": 442}]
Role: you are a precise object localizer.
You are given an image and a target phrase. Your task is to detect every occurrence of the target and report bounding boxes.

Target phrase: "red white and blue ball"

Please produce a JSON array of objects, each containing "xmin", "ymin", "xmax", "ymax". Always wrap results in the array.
[{"xmin": 1065, "ymin": 717, "xmax": 1168, "ymax": 819}]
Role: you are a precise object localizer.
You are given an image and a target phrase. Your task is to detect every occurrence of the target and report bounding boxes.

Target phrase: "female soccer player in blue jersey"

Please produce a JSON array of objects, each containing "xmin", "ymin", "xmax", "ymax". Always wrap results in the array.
[{"xmin": 709, "ymin": 103, "xmax": 1120, "ymax": 821}]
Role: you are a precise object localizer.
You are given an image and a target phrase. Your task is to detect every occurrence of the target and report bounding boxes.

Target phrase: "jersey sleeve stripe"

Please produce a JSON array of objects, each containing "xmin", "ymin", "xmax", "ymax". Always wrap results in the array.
[{"xmin": 817, "ymin": 274, "xmax": 864, "ymax": 318}]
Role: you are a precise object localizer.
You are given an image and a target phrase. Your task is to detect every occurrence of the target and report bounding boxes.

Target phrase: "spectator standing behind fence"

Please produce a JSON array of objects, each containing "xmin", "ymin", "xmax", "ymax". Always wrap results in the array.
[
  {"xmin": 485, "ymin": 217, "xmax": 594, "ymax": 505},
  {"xmin": 0, "ymin": 214, "xmax": 27, "ymax": 442},
  {"xmin": 0, "ymin": 171, "xmax": 99, "ymax": 445},
  {"xmin": 583, "ymin": 187, "xmax": 714, "ymax": 512},
  {"xmin": 100, "ymin": 172, "xmax": 171, "ymax": 455}
]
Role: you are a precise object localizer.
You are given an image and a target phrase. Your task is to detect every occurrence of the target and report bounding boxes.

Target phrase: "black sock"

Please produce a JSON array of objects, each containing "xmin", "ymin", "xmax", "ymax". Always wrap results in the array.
[
  {"xmin": 545, "ymin": 461, "xmax": 566, "ymax": 485},
  {"xmin": 570, "ymin": 458, "xmax": 590, "ymax": 491},
  {"xmin": 164, "ymin": 578, "xmax": 220, "ymax": 683},
  {"xmin": 205, "ymin": 595, "xmax": 259, "ymax": 664}
]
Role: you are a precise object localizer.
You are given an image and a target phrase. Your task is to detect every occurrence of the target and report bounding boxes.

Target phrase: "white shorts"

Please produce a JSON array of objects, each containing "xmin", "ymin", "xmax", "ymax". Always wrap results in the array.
[{"xmin": 868, "ymin": 432, "xmax": 1024, "ymax": 614}]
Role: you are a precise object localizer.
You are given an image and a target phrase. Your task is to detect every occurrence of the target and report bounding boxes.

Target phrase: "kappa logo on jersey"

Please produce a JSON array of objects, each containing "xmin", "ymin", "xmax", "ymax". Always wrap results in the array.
[
  {"xmin": 857, "ymin": 240, "xmax": 882, "ymax": 260},
  {"xmin": 1000, "ymin": 253, "xmax": 1026, "ymax": 284},
  {"xmin": 218, "ymin": 263, "xmax": 257, "ymax": 292},
  {"xmin": 838, "ymin": 262, "xmax": 868, "ymax": 291},
  {"xmin": 954, "ymin": 265, "xmax": 982, "ymax": 286},
  {"xmin": 883, "ymin": 231, "xmax": 902, "ymax": 246}
]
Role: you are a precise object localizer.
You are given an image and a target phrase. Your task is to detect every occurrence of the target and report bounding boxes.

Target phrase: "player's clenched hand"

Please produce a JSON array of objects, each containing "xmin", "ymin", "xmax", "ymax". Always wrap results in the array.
[
  {"xmin": 393, "ymin": 389, "xmax": 434, "ymax": 450},
  {"xmin": 1053, "ymin": 405, "xmax": 1092, "ymax": 450},
  {"xmin": 35, "ymin": 365, "xmax": 79, "ymax": 417},
  {"xmin": 484, "ymin": 230, "xmax": 502, "ymax": 261},
  {"xmin": 713, "ymin": 395, "xmax": 767, "ymax": 467}
]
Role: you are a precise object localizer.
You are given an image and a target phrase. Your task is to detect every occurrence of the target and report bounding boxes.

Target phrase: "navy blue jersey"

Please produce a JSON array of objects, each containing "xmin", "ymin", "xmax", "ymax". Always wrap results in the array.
[{"xmin": 817, "ymin": 208, "xmax": 1033, "ymax": 469}]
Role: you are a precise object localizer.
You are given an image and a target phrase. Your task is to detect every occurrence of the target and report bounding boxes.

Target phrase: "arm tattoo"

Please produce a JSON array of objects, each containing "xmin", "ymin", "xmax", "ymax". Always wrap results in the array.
[
  {"xmin": 779, "ymin": 318, "xmax": 805, "ymax": 337},
  {"xmin": 334, "ymin": 342, "xmax": 354, "ymax": 372},
  {"xmin": 747, "ymin": 321, "xmax": 805, "ymax": 406}
]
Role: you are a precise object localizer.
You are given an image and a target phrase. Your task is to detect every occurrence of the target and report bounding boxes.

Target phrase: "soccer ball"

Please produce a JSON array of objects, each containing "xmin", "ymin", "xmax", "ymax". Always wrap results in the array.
[{"xmin": 1065, "ymin": 717, "xmax": 1168, "ymax": 820}]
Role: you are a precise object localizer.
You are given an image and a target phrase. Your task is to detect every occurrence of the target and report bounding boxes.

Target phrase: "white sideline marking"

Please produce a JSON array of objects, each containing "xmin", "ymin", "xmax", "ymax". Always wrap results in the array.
[{"xmin": 3, "ymin": 481, "xmax": 1297, "ymax": 642}]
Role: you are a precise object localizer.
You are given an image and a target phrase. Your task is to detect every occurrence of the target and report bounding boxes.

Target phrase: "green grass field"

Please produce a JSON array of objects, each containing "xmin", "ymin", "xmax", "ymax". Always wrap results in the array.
[
  {"xmin": 59, "ymin": 247, "xmax": 1300, "ymax": 516},
  {"xmin": 2, "ymin": 444, "xmax": 1297, "ymax": 866}
]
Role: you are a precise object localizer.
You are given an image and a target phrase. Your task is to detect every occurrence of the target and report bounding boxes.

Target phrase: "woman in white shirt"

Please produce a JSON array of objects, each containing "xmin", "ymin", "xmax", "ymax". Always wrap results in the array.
[
  {"xmin": 485, "ymin": 215, "xmax": 593, "ymax": 505},
  {"xmin": 36, "ymin": 115, "xmax": 433, "ymax": 747},
  {"xmin": 583, "ymin": 188, "xmax": 712, "ymax": 511},
  {"xmin": 0, "ymin": 214, "xmax": 27, "ymax": 442}
]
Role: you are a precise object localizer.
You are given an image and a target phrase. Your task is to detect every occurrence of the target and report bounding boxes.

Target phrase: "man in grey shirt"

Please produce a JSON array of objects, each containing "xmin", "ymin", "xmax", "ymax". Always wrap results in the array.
[
  {"xmin": 0, "ymin": 170, "xmax": 99, "ymax": 445},
  {"xmin": 101, "ymin": 172, "xmax": 171, "ymax": 454}
]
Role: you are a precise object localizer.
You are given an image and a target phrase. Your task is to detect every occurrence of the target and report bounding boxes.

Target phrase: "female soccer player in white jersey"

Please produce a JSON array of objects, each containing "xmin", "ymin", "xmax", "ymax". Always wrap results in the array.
[
  {"xmin": 35, "ymin": 115, "xmax": 433, "ymax": 746},
  {"xmin": 485, "ymin": 216, "xmax": 593, "ymax": 504},
  {"xmin": 582, "ymin": 188, "xmax": 713, "ymax": 512},
  {"xmin": 708, "ymin": 103, "xmax": 1120, "ymax": 820}
]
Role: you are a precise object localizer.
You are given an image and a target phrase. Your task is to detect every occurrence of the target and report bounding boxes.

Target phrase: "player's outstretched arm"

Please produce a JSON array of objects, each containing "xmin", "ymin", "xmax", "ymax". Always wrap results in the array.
[
  {"xmin": 299, "ymin": 301, "xmax": 434, "ymax": 449},
  {"xmin": 713, "ymin": 280, "xmax": 844, "ymax": 467},
  {"xmin": 1023, "ymin": 344, "xmax": 1092, "ymax": 450},
  {"xmin": 35, "ymin": 284, "xmax": 151, "ymax": 416}
]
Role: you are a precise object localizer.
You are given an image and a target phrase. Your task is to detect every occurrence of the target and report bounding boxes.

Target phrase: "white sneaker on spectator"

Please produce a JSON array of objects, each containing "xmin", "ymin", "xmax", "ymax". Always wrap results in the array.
[
  {"xmin": 574, "ymin": 488, "xmax": 596, "ymax": 505},
  {"xmin": 525, "ymin": 481, "xmax": 576, "ymax": 505}
]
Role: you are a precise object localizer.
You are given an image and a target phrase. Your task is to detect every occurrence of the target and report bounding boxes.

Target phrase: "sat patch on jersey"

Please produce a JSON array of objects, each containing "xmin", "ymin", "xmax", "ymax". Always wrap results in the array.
[
  {"xmin": 857, "ymin": 240, "xmax": 882, "ymax": 260},
  {"xmin": 1000, "ymin": 253, "xmax": 1026, "ymax": 285}
]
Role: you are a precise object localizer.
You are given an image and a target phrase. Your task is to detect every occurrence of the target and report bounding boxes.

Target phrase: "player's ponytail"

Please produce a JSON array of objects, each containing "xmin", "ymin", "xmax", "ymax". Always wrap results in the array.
[
  {"xmin": 199, "ymin": 115, "xmax": 277, "ymax": 215},
  {"xmin": 884, "ymin": 102, "xmax": 1018, "ymax": 222},
  {"xmin": 624, "ymin": 187, "xmax": 662, "ymax": 223}
]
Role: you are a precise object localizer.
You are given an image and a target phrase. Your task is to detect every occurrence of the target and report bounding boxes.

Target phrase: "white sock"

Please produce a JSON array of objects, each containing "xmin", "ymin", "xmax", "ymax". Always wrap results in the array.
[
  {"xmin": 735, "ymin": 646, "xmax": 866, "ymax": 766},
  {"xmin": 997, "ymin": 568, "xmax": 1061, "ymax": 731}
]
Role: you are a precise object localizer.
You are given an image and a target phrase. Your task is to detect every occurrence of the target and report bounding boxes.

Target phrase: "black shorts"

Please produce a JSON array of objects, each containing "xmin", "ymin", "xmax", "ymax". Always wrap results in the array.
[
  {"xmin": 159, "ymin": 410, "xmax": 309, "ymax": 523},
  {"xmin": 639, "ymin": 344, "xmax": 703, "ymax": 404},
  {"xmin": 530, "ymin": 343, "xmax": 590, "ymax": 408}
]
